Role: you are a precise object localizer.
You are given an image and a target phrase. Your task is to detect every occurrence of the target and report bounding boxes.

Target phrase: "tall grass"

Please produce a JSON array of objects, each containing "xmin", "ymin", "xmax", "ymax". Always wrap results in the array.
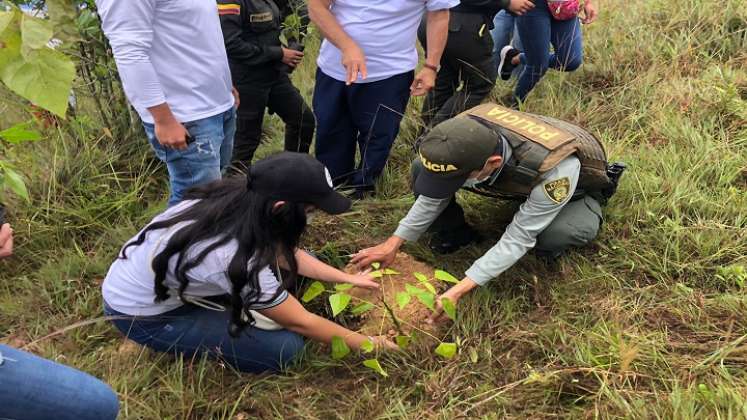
[{"xmin": 1, "ymin": 0, "xmax": 746, "ymax": 417}]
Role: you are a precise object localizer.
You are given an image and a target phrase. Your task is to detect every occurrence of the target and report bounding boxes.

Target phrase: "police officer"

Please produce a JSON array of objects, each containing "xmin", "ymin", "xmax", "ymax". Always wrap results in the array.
[
  {"xmin": 218, "ymin": 0, "xmax": 314, "ymax": 165},
  {"xmin": 352, "ymin": 103, "xmax": 624, "ymax": 321},
  {"xmin": 418, "ymin": 0, "xmax": 535, "ymax": 127}
]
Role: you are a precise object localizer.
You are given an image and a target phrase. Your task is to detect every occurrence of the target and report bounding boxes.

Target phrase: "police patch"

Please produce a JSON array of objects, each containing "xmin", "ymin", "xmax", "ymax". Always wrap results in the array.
[
  {"xmin": 543, "ymin": 177, "xmax": 571, "ymax": 204},
  {"xmin": 250, "ymin": 12, "xmax": 273, "ymax": 23}
]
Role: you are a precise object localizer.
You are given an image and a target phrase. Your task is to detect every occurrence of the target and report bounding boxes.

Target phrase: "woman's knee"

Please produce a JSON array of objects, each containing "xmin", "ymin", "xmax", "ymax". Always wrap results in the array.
[{"xmin": 562, "ymin": 53, "xmax": 583, "ymax": 72}]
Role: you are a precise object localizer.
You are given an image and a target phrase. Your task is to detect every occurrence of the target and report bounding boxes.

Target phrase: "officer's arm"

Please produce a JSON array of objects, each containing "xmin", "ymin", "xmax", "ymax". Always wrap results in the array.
[
  {"xmin": 218, "ymin": 1, "xmax": 284, "ymax": 66},
  {"xmin": 464, "ymin": 157, "xmax": 581, "ymax": 285}
]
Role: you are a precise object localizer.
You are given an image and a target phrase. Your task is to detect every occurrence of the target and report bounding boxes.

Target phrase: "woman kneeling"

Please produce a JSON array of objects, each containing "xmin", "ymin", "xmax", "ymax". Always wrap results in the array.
[{"xmin": 102, "ymin": 152, "xmax": 395, "ymax": 373}]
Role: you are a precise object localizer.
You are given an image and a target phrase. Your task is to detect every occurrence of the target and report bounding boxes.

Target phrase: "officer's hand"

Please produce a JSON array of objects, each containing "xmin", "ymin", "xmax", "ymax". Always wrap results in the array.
[
  {"xmin": 410, "ymin": 67, "xmax": 437, "ymax": 97},
  {"xmin": 341, "ymin": 44, "xmax": 367, "ymax": 85},
  {"xmin": 154, "ymin": 117, "xmax": 189, "ymax": 150},
  {"xmin": 0, "ymin": 223, "xmax": 14, "ymax": 259},
  {"xmin": 282, "ymin": 47, "xmax": 304, "ymax": 68},
  {"xmin": 427, "ymin": 278, "xmax": 477, "ymax": 324},
  {"xmin": 350, "ymin": 237, "xmax": 402, "ymax": 271},
  {"xmin": 580, "ymin": 1, "xmax": 598, "ymax": 24},
  {"xmin": 507, "ymin": 0, "xmax": 534, "ymax": 15}
]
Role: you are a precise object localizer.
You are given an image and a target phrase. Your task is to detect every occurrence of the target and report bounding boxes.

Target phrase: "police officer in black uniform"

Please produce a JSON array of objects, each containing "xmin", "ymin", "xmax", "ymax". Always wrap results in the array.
[
  {"xmin": 218, "ymin": 0, "xmax": 314, "ymax": 165},
  {"xmin": 418, "ymin": 0, "xmax": 535, "ymax": 127}
]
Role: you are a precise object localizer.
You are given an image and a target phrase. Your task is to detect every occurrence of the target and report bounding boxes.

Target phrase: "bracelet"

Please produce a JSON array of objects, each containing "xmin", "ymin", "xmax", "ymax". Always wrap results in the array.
[{"xmin": 423, "ymin": 63, "xmax": 439, "ymax": 73}]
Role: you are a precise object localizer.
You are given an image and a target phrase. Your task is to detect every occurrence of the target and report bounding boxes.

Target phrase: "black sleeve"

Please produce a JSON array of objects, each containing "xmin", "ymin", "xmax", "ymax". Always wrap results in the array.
[{"xmin": 218, "ymin": 0, "xmax": 283, "ymax": 66}]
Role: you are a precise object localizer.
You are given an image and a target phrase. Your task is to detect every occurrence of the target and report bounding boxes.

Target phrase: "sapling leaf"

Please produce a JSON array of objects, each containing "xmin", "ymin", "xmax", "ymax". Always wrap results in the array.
[
  {"xmin": 413, "ymin": 272, "xmax": 428, "ymax": 282},
  {"xmin": 382, "ymin": 268, "xmax": 400, "ymax": 275},
  {"xmin": 421, "ymin": 281, "xmax": 437, "ymax": 295},
  {"xmin": 371, "ymin": 262, "xmax": 381, "ymax": 270},
  {"xmin": 435, "ymin": 270, "xmax": 459, "ymax": 284},
  {"xmin": 301, "ymin": 281, "xmax": 325, "ymax": 303},
  {"xmin": 329, "ymin": 293, "xmax": 351, "ymax": 316},
  {"xmin": 2, "ymin": 167, "xmax": 28, "ymax": 201},
  {"xmin": 441, "ymin": 297, "xmax": 456, "ymax": 320},
  {"xmin": 370, "ymin": 270, "xmax": 383, "ymax": 278},
  {"xmin": 0, "ymin": 122, "xmax": 41, "ymax": 144},
  {"xmin": 396, "ymin": 292, "xmax": 411, "ymax": 309},
  {"xmin": 331, "ymin": 336, "xmax": 350, "ymax": 360},
  {"xmin": 350, "ymin": 302, "xmax": 375, "ymax": 315},
  {"xmin": 405, "ymin": 284, "xmax": 424, "ymax": 295},
  {"xmin": 334, "ymin": 283, "xmax": 354, "ymax": 292},
  {"xmin": 415, "ymin": 292, "xmax": 435, "ymax": 311},
  {"xmin": 360, "ymin": 338, "xmax": 374, "ymax": 353},
  {"xmin": 435, "ymin": 342, "xmax": 457, "ymax": 359},
  {"xmin": 363, "ymin": 359, "xmax": 388, "ymax": 377},
  {"xmin": 395, "ymin": 335, "xmax": 411, "ymax": 349}
]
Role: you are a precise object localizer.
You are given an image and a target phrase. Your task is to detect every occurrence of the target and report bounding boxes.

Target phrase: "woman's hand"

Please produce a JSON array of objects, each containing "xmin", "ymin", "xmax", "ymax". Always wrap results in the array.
[
  {"xmin": 343, "ymin": 270, "xmax": 380, "ymax": 290},
  {"xmin": 370, "ymin": 335, "xmax": 399, "ymax": 351},
  {"xmin": 580, "ymin": 1, "xmax": 598, "ymax": 24}
]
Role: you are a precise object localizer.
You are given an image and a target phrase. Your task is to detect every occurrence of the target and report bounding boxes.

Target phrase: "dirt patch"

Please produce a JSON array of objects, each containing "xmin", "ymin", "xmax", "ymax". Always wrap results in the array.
[{"xmin": 346, "ymin": 253, "xmax": 447, "ymax": 338}]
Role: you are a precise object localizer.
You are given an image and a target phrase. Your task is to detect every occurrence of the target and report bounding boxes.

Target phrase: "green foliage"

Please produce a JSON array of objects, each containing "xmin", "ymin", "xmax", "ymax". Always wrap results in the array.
[
  {"xmin": 350, "ymin": 302, "xmax": 374, "ymax": 315},
  {"xmin": 328, "ymin": 292, "xmax": 351, "ymax": 317},
  {"xmin": 395, "ymin": 335, "xmax": 411, "ymax": 349},
  {"xmin": 0, "ymin": 4, "xmax": 76, "ymax": 116},
  {"xmin": 395, "ymin": 291, "xmax": 411, "ymax": 309},
  {"xmin": 405, "ymin": 284, "xmax": 435, "ymax": 311},
  {"xmin": 301, "ymin": 281, "xmax": 325, "ymax": 303},
  {"xmin": 362, "ymin": 359, "xmax": 388, "ymax": 377},
  {"xmin": 434, "ymin": 342, "xmax": 457, "ymax": 359},
  {"xmin": 330, "ymin": 336, "xmax": 350, "ymax": 360},
  {"xmin": 434, "ymin": 269, "xmax": 459, "ymax": 284},
  {"xmin": 0, "ymin": 122, "xmax": 40, "ymax": 143},
  {"xmin": 382, "ymin": 268, "xmax": 400, "ymax": 275},
  {"xmin": 0, "ymin": 121, "xmax": 40, "ymax": 201},
  {"xmin": 441, "ymin": 297, "xmax": 456, "ymax": 320},
  {"xmin": 359, "ymin": 338, "xmax": 374, "ymax": 354},
  {"xmin": 334, "ymin": 283, "xmax": 354, "ymax": 292}
]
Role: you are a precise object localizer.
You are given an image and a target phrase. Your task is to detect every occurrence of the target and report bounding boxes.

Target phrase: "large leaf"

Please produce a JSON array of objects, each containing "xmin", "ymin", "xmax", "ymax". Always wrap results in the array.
[
  {"xmin": 0, "ymin": 122, "xmax": 41, "ymax": 144},
  {"xmin": 21, "ymin": 15, "xmax": 53, "ymax": 54},
  {"xmin": 2, "ymin": 167, "xmax": 29, "ymax": 201},
  {"xmin": 415, "ymin": 292, "xmax": 435, "ymax": 311},
  {"xmin": 301, "ymin": 281, "xmax": 325, "ymax": 303},
  {"xmin": 382, "ymin": 268, "xmax": 400, "ymax": 275},
  {"xmin": 330, "ymin": 336, "xmax": 350, "ymax": 360},
  {"xmin": 441, "ymin": 297, "xmax": 456, "ymax": 320},
  {"xmin": 421, "ymin": 281, "xmax": 437, "ymax": 295},
  {"xmin": 435, "ymin": 270, "xmax": 459, "ymax": 284},
  {"xmin": 0, "ymin": 10, "xmax": 23, "ymax": 68},
  {"xmin": 363, "ymin": 359, "xmax": 388, "ymax": 377},
  {"xmin": 395, "ymin": 291, "xmax": 411, "ymax": 309},
  {"xmin": 350, "ymin": 302, "xmax": 375, "ymax": 315},
  {"xmin": 435, "ymin": 342, "xmax": 457, "ymax": 359},
  {"xmin": 413, "ymin": 272, "xmax": 428, "ymax": 282},
  {"xmin": 334, "ymin": 283, "xmax": 354, "ymax": 292},
  {"xmin": 329, "ymin": 293, "xmax": 351, "ymax": 317},
  {"xmin": 2, "ymin": 46, "xmax": 75, "ymax": 117}
]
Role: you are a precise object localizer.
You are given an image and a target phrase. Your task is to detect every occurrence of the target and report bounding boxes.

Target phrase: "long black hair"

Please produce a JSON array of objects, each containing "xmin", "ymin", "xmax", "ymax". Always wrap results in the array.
[{"xmin": 119, "ymin": 176, "xmax": 308, "ymax": 336}]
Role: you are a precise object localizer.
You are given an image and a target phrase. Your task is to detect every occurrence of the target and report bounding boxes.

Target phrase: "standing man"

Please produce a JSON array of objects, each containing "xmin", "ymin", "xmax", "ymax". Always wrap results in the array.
[
  {"xmin": 352, "ymin": 103, "xmax": 625, "ymax": 320},
  {"xmin": 309, "ymin": 0, "xmax": 458, "ymax": 199},
  {"xmin": 217, "ymin": 0, "xmax": 316, "ymax": 166},
  {"xmin": 96, "ymin": 0, "xmax": 238, "ymax": 206},
  {"xmin": 419, "ymin": 0, "xmax": 534, "ymax": 128}
]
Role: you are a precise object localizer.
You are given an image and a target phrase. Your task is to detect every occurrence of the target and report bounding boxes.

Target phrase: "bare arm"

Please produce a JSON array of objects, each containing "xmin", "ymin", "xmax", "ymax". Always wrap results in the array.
[
  {"xmin": 294, "ymin": 249, "xmax": 379, "ymax": 289},
  {"xmin": 308, "ymin": 0, "xmax": 366, "ymax": 84},
  {"xmin": 410, "ymin": 9, "xmax": 450, "ymax": 96},
  {"xmin": 260, "ymin": 295, "xmax": 396, "ymax": 350}
]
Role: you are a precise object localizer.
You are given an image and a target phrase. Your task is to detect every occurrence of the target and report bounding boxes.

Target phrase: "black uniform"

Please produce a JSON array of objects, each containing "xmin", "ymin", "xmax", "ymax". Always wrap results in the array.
[
  {"xmin": 218, "ymin": 0, "xmax": 314, "ymax": 164},
  {"xmin": 419, "ymin": 0, "xmax": 511, "ymax": 127}
]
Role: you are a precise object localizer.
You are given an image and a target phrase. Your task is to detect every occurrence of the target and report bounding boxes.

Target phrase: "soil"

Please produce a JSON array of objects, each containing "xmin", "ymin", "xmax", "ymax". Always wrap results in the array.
[{"xmin": 345, "ymin": 252, "xmax": 446, "ymax": 338}]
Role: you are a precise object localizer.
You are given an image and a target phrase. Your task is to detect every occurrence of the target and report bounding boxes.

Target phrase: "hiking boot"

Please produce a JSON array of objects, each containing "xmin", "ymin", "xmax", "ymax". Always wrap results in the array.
[
  {"xmin": 498, "ymin": 46, "xmax": 520, "ymax": 81},
  {"xmin": 429, "ymin": 224, "xmax": 483, "ymax": 254}
]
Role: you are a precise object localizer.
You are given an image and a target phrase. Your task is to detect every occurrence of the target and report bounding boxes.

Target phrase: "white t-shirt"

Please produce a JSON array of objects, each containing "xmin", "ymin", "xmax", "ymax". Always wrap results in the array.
[
  {"xmin": 95, "ymin": 0, "xmax": 235, "ymax": 124},
  {"xmin": 102, "ymin": 201, "xmax": 288, "ymax": 316},
  {"xmin": 317, "ymin": 0, "xmax": 460, "ymax": 83}
]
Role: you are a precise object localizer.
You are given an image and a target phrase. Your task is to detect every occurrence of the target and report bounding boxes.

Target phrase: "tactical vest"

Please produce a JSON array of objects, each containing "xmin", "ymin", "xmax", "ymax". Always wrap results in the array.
[{"xmin": 463, "ymin": 103, "xmax": 611, "ymax": 199}]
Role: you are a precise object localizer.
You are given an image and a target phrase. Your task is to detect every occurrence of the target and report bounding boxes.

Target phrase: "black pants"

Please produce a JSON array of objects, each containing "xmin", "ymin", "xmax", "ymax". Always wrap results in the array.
[
  {"xmin": 419, "ymin": 12, "xmax": 497, "ymax": 127},
  {"xmin": 234, "ymin": 73, "xmax": 315, "ymax": 164}
]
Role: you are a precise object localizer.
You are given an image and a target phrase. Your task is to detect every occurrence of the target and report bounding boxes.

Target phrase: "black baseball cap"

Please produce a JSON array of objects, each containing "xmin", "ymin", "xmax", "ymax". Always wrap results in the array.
[
  {"xmin": 248, "ymin": 152, "xmax": 351, "ymax": 214},
  {"xmin": 414, "ymin": 117, "xmax": 502, "ymax": 199}
]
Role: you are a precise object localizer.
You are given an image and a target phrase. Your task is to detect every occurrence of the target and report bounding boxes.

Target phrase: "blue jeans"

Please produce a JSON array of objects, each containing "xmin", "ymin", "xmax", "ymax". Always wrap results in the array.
[
  {"xmin": 313, "ymin": 69, "xmax": 413, "ymax": 189},
  {"xmin": 144, "ymin": 108, "xmax": 236, "ymax": 206},
  {"xmin": 104, "ymin": 301, "xmax": 305, "ymax": 374},
  {"xmin": 0, "ymin": 345, "xmax": 119, "ymax": 420},
  {"xmin": 491, "ymin": 10, "xmax": 523, "ymax": 75},
  {"xmin": 514, "ymin": 0, "xmax": 583, "ymax": 101}
]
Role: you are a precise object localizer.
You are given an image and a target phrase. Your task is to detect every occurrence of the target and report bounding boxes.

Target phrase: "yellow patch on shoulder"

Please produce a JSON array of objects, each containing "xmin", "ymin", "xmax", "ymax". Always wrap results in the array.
[{"xmin": 543, "ymin": 177, "xmax": 571, "ymax": 204}]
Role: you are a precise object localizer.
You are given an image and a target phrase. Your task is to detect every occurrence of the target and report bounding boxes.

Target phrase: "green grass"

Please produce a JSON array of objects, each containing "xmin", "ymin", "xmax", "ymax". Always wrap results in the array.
[{"xmin": 2, "ymin": 0, "xmax": 747, "ymax": 417}]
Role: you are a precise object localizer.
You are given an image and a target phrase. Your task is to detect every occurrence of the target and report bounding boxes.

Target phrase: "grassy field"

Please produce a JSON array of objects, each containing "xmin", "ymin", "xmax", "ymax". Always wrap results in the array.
[{"xmin": 2, "ymin": 0, "xmax": 747, "ymax": 418}]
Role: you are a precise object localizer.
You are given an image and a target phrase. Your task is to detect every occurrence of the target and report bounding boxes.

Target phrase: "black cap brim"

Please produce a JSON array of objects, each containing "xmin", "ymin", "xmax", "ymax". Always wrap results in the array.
[
  {"xmin": 315, "ymin": 190, "xmax": 352, "ymax": 215},
  {"xmin": 414, "ymin": 169, "xmax": 469, "ymax": 199}
]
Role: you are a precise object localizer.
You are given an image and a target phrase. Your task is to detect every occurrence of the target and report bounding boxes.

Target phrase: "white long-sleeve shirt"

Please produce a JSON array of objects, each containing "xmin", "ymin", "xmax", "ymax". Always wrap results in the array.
[{"xmin": 95, "ymin": 0, "xmax": 234, "ymax": 124}]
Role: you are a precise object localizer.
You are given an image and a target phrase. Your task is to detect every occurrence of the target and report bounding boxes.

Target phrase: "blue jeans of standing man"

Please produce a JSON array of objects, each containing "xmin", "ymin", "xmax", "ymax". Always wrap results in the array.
[
  {"xmin": 514, "ymin": 0, "xmax": 583, "ymax": 101},
  {"xmin": 144, "ymin": 108, "xmax": 236, "ymax": 206},
  {"xmin": 104, "ymin": 301, "xmax": 305, "ymax": 374},
  {"xmin": 313, "ymin": 69, "xmax": 413, "ymax": 190},
  {"xmin": 0, "ymin": 345, "xmax": 119, "ymax": 420},
  {"xmin": 491, "ymin": 10, "xmax": 523, "ymax": 73}
]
